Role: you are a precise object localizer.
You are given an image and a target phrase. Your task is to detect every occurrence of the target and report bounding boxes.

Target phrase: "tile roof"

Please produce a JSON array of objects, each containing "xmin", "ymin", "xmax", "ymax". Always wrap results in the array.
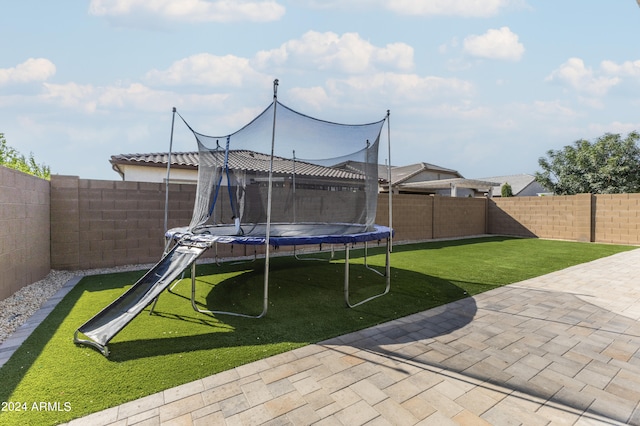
[
  {"xmin": 110, "ymin": 152, "xmax": 199, "ymax": 169},
  {"xmin": 329, "ymin": 161, "xmax": 459, "ymax": 185},
  {"xmin": 110, "ymin": 152, "xmax": 463, "ymax": 184},
  {"xmin": 390, "ymin": 162, "xmax": 462, "ymax": 184},
  {"xmin": 110, "ymin": 150, "xmax": 366, "ymax": 180}
]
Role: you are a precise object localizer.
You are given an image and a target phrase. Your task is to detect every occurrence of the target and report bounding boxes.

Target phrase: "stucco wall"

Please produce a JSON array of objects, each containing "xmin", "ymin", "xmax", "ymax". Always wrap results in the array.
[{"xmin": 0, "ymin": 166, "xmax": 50, "ymax": 300}]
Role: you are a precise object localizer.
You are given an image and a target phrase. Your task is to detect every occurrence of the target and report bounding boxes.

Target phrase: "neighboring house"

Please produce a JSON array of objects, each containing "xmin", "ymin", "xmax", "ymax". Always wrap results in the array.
[
  {"xmin": 379, "ymin": 162, "xmax": 499, "ymax": 197},
  {"xmin": 110, "ymin": 152, "xmax": 503, "ymax": 197},
  {"xmin": 475, "ymin": 174, "xmax": 550, "ymax": 197}
]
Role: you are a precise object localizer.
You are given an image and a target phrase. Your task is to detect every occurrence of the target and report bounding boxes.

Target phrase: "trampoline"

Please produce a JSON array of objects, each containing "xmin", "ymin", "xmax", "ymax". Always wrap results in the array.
[
  {"xmin": 74, "ymin": 80, "xmax": 393, "ymax": 356},
  {"xmin": 158, "ymin": 79, "xmax": 394, "ymax": 318},
  {"xmin": 161, "ymin": 222, "xmax": 393, "ymax": 318}
]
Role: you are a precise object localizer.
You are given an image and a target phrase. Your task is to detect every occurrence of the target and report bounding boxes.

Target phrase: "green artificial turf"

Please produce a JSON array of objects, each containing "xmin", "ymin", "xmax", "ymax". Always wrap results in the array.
[{"xmin": 0, "ymin": 237, "xmax": 634, "ymax": 425}]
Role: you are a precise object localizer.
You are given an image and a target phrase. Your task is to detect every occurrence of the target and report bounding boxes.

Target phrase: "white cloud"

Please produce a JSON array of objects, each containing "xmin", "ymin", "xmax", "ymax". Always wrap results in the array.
[
  {"xmin": 299, "ymin": 0, "xmax": 382, "ymax": 10},
  {"xmin": 41, "ymin": 82, "xmax": 97, "ymax": 112},
  {"xmin": 0, "ymin": 58, "xmax": 56, "ymax": 86},
  {"xmin": 463, "ymin": 27, "xmax": 524, "ymax": 61},
  {"xmin": 423, "ymin": 102, "xmax": 490, "ymax": 120},
  {"xmin": 384, "ymin": 0, "xmax": 522, "ymax": 17},
  {"xmin": 531, "ymin": 100, "xmax": 577, "ymax": 118},
  {"xmin": 254, "ymin": 31, "xmax": 414, "ymax": 74},
  {"xmin": 145, "ymin": 53, "xmax": 270, "ymax": 87},
  {"xmin": 88, "ymin": 0, "xmax": 285, "ymax": 23},
  {"xmin": 588, "ymin": 121, "xmax": 639, "ymax": 136},
  {"xmin": 288, "ymin": 86, "xmax": 330, "ymax": 110},
  {"xmin": 98, "ymin": 83, "xmax": 179, "ymax": 110},
  {"xmin": 273, "ymin": 72, "xmax": 474, "ymax": 115},
  {"xmin": 327, "ymin": 72, "xmax": 473, "ymax": 102},
  {"xmin": 39, "ymin": 81, "xmax": 227, "ymax": 113},
  {"xmin": 600, "ymin": 59, "xmax": 640, "ymax": 77},
  {"xmin": 349, "ymin": 73, "xmax": 473, "ymax": 100},
  {"xmin": 375, "ymin": 42, "xmax": 415, "ymax": 71},
  {"xmin": 546, "ymin": 57, "xmax": 620, "ymax": 97}
]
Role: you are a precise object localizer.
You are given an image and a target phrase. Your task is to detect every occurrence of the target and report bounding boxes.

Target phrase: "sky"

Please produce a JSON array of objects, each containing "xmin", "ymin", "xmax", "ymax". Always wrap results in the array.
[{"xmin": 2, "ymin": 0, "xmax": 640, "ymax": 181}]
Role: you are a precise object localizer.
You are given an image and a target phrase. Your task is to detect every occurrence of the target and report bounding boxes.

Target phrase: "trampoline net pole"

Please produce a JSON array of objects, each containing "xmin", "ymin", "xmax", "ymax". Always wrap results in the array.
[
  {"xmin": 343, "ymin": 243, "xmax": 350, "ymax": 306},
  {"xmin": 164, "ymin": 107, "xmax": 176, "ymax": 234},
  {"xmin": 262, "ymin": 79, "xmax": 280, "ymax": 318},
  {"xmin": 387, "ymin": 110, "xmax": 393, "ymax": 251}
]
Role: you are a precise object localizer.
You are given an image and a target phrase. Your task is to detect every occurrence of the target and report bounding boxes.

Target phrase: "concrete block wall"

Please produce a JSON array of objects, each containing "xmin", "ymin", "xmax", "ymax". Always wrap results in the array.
[
  {"xmin": 377, "ymin": 194, "xmax": 487, "ymax": 242},
  {"xmin": 50, "ymin": 179, "xmax": 489, "ymax": 270},
  {"xmin": 50, "ymin": 177, "xmax": 276, "ymax": 270},
  {"xmin": 50, "ymin": 176, "xmax": 197, "ymax": 269},
  {"xmin": 593, "ymin": 193, "xmax": 640, "ymax": 244},
  {"xmin": 488, "ymin": 194, "xmax": 593, "ymax": 242},
  {"xmin": 377, "ymin": 193, "xmax": 433, "ymax": 242},
  {"xmin": 0, "ymin": 166, "xmax": 50, "ymax": 300},
  {"xmin": 49, "ymin": 176, "xmax": 80, "ymax": 269},
  {"xmin": 2, "ymin": 173, "xmax": 637, "ymax": 301},
  {"xmin": 433, "ymin": 196, "xmax": 487, "ymax": 239}
]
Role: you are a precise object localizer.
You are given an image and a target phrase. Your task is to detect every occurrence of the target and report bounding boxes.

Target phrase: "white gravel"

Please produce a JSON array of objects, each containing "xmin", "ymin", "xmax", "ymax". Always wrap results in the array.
[{"xmin": 0, "ymin": 264, "xmax": 154, "ymax": 346}]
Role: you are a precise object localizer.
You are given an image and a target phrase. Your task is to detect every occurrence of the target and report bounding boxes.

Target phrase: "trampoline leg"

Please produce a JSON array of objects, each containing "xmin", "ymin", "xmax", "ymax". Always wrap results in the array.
[
  {"xmin": 363, "ymin": 241, "xmax": 388, "ymax": 278},
  {"xmin": 345, "ymin": 239, "xmax": 391, "ymax": 308},
  {"xmin": 168, "ymin": 271, "xmax": 185, "ymax": 293},
  {"xmin": 149, "ymin": 296, "xmax": 159, "ymax": 315},
  {"xmin": 343, "ymin": 243, "xmax": 350, "ymax": 306},
  {"xmin": 148, "ymin": 270, "xmax": 186, "ymax": 315},
  {"xmin": 190, "ymin": 261, "xmax": 268, "ymax": 318},
  {"xmin": 386, "ymin": 239, "xmax": 391, "ymax": 283}
]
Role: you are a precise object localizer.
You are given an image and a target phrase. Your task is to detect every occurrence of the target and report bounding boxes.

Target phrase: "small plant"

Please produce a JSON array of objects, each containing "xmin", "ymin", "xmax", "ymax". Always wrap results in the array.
[
  {"xmin": 501, "ymin": 182, "xmax": 513, "ymax": 197},
  {"xmin": 0, "ymin": 133, "xmax": 50, "ymax": 180}
]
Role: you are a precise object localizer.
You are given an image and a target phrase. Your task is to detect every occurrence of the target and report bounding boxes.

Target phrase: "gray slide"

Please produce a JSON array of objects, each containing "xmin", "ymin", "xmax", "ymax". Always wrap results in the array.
[{"xmin": 74, "ymin": 242, "xmax": 208, "ymax": 357}]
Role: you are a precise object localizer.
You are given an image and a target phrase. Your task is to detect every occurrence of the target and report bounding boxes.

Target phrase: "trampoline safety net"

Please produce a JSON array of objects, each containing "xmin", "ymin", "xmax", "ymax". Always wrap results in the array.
[{"xmin": 177, "ymin": 94, "xmax": 388, "ymax": 240}]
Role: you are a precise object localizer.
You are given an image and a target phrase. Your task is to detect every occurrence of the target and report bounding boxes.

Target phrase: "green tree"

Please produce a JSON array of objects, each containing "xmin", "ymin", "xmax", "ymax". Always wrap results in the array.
[
  {"xmin": 0, "ymin": 133, "xmax": 50, "ymax": 179},
  {"xmin": 501, "ymin": 182, "xmax": 513, "ymax": 197},
  {"xmin": 535, "ymin": 131, "xmax": 640, "ymax": 195}
]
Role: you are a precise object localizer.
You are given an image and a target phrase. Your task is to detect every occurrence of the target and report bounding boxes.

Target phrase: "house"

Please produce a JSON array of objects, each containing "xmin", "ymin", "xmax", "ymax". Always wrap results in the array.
[
  {"xmin": 378, "ymin": 162, "xmax": 499, "ymax": 197},
  {"xmin": 110, "ymin": 152, "xmax": 501, "ymax": 197},
  {"xmin": 110, "ymin": 151, "xmax": 366, "ymax": 189},
  {"xmin": 474, "ymin": 174, "xmax": 550, "ymax": 197}
]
